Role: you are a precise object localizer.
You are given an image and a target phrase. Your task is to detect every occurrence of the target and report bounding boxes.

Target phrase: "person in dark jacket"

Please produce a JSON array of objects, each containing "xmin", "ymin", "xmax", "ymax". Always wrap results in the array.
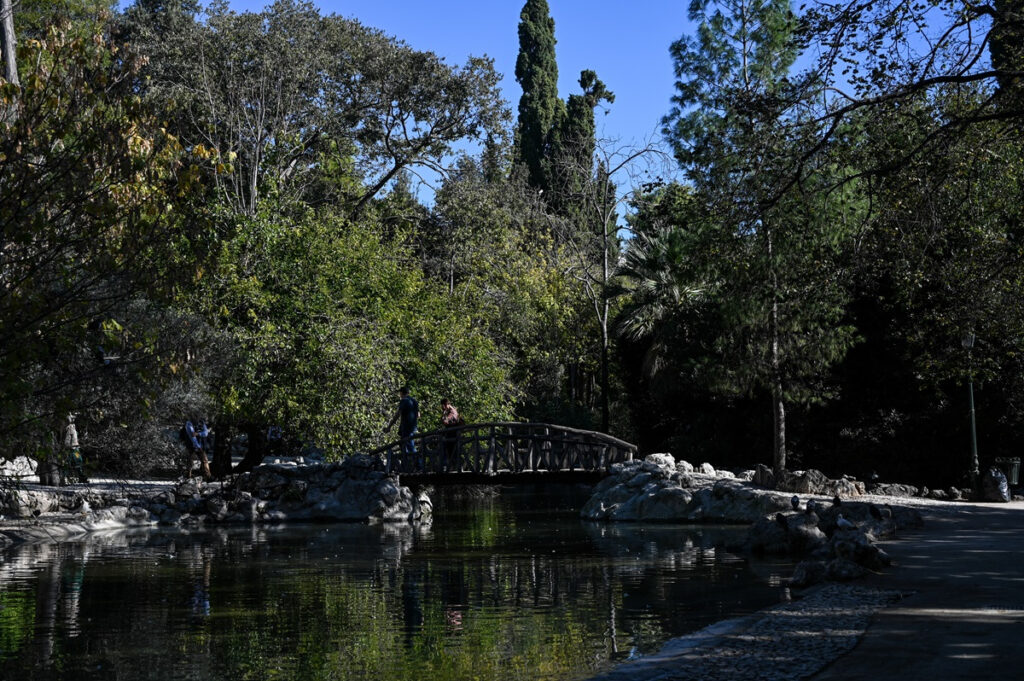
[{"xmin": 386, "ymin": 386, "xmax": 420, "ymax": 465}]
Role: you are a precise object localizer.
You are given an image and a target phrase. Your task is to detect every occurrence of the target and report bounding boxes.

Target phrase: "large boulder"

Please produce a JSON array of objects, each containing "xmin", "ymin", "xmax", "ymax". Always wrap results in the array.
[
  {"xmin": 0, "ymin": 455, "xmax": 37, "ymax": 479},
  {"xmin": 228, "ymin": 456, "xmax": 426, "ymax": 524},
  {"xmin": 751, "ymin": 464, "xmax": 775, "ymax": 488},
  {"xmin": 644, "ymin": 453, "xmax": 676, "ymax": 469},
  {"xmin": 0, "ymin": 488, "xmax": 61, "ymax": 518},
  {"xmin": 693, "ymin": 479, "xmax": 793, "ymax": 523},
  {"xmin": 583, "ymin": 463, "xmax": 795, "ymax": 523},
  {"xmin": 778, "ymin": 469, "xmax": 864, "ymax": 497},
  {"xmin": 865, "ymin": 482, "xmax": 919, "ymax": 498}
]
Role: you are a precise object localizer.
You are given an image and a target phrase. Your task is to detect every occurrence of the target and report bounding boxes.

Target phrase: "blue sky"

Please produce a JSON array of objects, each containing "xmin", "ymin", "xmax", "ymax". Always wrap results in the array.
[{"xmin": 227, "ymin": 1, "xmax": 694, "ymax": 150}]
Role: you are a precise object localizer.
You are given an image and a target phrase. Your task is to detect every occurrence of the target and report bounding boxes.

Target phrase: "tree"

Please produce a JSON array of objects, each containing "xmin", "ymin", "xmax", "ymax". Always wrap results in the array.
[
  {"xmin": 425, "ymin": 154, "xmax": 580, "ymax": 423},
  {"xmin": 792, "ymin": 0, "xmax": 1024, "ymax": 186},
  {"xmin": 514, "ymin": 0, "xmax": 562, "ymax": 190},
  {"xmin": 121, "ymin": 0, "xmax": 507, "ymax": 217},
  {"xmin": 549, "ymin": 70, "xmax": 615, "ymax": 217},
  {"xmin": 550, "ymin": 140, "xmax": 666, "ymax": 432},
  {"xmin": 0, "ymin": 24, "xmax": 209, "ymax": 465},
  {"xmin": 663, "ymin": 0, "xmax": 856, "ymax": 476},
  {"xmin": 614, "ymin": 184, "xmax": 709, "ymax": 377}
]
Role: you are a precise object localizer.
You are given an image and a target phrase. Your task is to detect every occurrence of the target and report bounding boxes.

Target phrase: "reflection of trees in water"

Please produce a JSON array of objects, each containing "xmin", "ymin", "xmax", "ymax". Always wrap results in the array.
[
  {"xmin": 0, "ymin": 520, "xmax": 783, "ymax": 681},
  {"xmin": 0, "ymin": 542, "xmax": 92, "ymax": 669}
]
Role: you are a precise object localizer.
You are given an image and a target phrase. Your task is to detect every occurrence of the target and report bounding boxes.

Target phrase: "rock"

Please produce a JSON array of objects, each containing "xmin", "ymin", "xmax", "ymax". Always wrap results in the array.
[
  {"xmin": 752, "ymin": 464, "xmax": 775, "ymax": 488},
  {"xmin": 640, "ymin": 460, "xmax": 671, "ymax": 478},
  {"xmin": 778, "ymin": 469, "xmax": 863, "ymax": 497},
  {"xmin": 746, "ymin": 511, "xmax": 827, "ymax": 555},
  {"xmin": 826, "ymin": 557, "xmax": 869, "ymax": 581},
  {"xmin": 698, "ymin": 462, "xmax": 716, "ymax": 476},
  {"xmin": 159, "ymin": 508, "xmax": 181, "ymax": 525},
  {"xmin": 0, "ymin": 489, "xmax": 60, "ymax": 518},
  {"xmin": 746, "ymin": 514, "xmax": 790, "ymax": 554},
  {"xmin": 377, "ymin": 481, "xmax": 401, "ymax": 506},
  {"xmin": 791, "ymin": 560, "xmax": 827, "ymax": 587},
  {"xmin": 635, "ymin": 487, "xmax": 694, "ymax": 521},
  {"xmin": 174, "ymin": 479, "xmax": 204, "ymax": 499},
  {"xmin": 626, "ymin": 472, "xmax": 653, "ymax": 489},
  {"xmin": 671, "ymin": 472, "xmax": 695, "ymax": 488},
  {"xmin": 127, "ymin": 506, "xmax": 151, "ymax": 523},
  {"xmin": 866, "ymin": 482, "xmax": 919, "ymax": 498},
  {"xmin": 676, "ymin": 460, "xmax": 694, "ymax": 474},
  {"xmin": 948, "ymin": 487, "xmax": 964, "ymax": 501},
  {"xmin": 0, "ymin": 455, "xmax": 37, "ymax": 478},
  {"xmin": 204, "ymin": 498, "xmax": 230, "ymax": 521},
  {"xmin": 645, "ymin": 453, "xmax": 675, "ymax": 469},
  {"xmin": 153, "ymin": 491, "xmax": 176, "ymax": 506}
]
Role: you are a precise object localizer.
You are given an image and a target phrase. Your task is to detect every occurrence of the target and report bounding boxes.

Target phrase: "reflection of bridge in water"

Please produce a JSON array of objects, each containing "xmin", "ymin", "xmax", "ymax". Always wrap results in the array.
[{"xmin": 370, "ymin": 422, "xmax": 637, "ymax": 481}]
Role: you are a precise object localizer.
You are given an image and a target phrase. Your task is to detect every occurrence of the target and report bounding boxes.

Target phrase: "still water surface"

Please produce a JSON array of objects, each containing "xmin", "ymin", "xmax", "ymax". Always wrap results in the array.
[{"xmin": 0, "ymin": 486, "xmax": 791, "ymax": 681}]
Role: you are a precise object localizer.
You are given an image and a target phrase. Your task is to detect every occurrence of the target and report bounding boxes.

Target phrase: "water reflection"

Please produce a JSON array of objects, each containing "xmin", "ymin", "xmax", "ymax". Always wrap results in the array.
[{"xmin": 0, "ymin": 492, "xmax": 791, "ymax": 681}]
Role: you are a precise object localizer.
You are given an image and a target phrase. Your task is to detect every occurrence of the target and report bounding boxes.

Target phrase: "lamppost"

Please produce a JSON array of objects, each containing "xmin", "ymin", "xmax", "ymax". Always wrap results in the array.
[{"xmin": 962, "ymin": 331, "xmax": 979, "ymax": 494}]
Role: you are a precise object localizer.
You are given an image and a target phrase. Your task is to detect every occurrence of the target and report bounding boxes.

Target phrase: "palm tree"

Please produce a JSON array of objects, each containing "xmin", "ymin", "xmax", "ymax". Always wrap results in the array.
[{"xmin": 611, "ymin": 225, "xmax": 706, "ymax": 378}]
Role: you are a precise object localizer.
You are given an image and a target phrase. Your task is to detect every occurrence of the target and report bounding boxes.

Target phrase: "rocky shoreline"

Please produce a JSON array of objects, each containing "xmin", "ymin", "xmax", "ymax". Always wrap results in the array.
[
  {"xmin": 0, "ymin": 454, "xmax": 430, "ymax": 549},
  {"xmin": 581, "ymin": 454, "xmax": 926, "ymax": 587}
]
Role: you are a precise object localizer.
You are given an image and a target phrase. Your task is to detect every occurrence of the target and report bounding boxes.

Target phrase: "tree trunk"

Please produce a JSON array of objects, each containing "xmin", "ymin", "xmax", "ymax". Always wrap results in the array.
[
  {"xmin": 212, "ymin": 421, "xmax": 234, "ymax": 478},
  {"xmin": 600, "ymin": 319, "xmax": 610, "ymax": 432},
  {"xmin": 1, "ymin": 0, "xmax": 18, "ymax": 86},
  {"xmin": 767, "ymin": 224, "xmax": 786, "ymax": 479},
  {"xmin": 236, "ymin": 423, "xmax": 267, "ymax": 474},
  {"xmin": 599, "ymin": 209, "xmax": 611, "ymax": 433}
]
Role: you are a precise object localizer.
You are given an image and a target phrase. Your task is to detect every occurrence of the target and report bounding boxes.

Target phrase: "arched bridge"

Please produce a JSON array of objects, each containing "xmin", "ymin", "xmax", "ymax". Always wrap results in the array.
[{"xmin": 370, "ymin": 422, "xmax": 636, "ymax": 479}]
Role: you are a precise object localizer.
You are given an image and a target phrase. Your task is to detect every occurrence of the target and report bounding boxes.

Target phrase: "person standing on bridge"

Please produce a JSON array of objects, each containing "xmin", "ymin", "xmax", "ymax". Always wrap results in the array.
[
  {"xmin": 440, "ymin": 398, "xmax": 462, "ymax": 472},
  {"xmin": 386, "ymin": 386, "xmax": 420, "ymax": 465}
]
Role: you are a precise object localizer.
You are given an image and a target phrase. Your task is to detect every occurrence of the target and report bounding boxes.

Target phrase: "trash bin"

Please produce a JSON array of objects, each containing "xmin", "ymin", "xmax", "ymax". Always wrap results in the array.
[{"xmin": 995, "ymin": 457, "xmax": 1020, "ymax": 486}]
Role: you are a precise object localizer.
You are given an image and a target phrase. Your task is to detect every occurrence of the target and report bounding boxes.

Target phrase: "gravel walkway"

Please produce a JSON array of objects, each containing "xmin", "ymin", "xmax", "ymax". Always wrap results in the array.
[{"xmin": 590, "ymin": 584, "xmax": 905, "ymax": 681}]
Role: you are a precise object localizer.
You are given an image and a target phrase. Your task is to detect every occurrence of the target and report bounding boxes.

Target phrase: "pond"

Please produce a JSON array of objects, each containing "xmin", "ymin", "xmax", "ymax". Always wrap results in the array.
[{"xmin": 0, "ymin": 485, "xmax": 793, "ymax": 681}]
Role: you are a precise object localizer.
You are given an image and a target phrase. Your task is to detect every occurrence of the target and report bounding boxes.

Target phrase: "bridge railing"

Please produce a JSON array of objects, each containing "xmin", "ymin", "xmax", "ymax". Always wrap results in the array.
[{"xmin": 370, "ymin": 422, "xmax": 637, "ymax": 476}]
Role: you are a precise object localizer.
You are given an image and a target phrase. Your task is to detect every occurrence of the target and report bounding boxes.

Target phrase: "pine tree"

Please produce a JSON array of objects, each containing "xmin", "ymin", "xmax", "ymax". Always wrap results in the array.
[
  {"xmin": 663, "ymin": 0, "xmax": 856, "ymax": 478},
  {"xmin": 514, "ymin": 0, "xmax": 562, "ymax": 190}
]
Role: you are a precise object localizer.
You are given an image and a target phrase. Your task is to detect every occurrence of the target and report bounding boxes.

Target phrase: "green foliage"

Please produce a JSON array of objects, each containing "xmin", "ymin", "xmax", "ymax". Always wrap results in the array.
[
  {"xmin": 0, "ymin": 23, "xmax": 208, "ymax": 457},
  {"xmin": 121, "ymin": 0, "xmax": 507, "ymax": 217},
  {"xmin": 426, "ymin": 157, "xmax": 582, "ymax": 422},
  {"xmin": 14, "ymin": 0, "xmax": 116, "ymax": 40},
  {"xmin": 549, "ymin": 70, "xmax": 614, "ymax": 218},
  {"xmin": 195, "ymin": 200, "xmax": 514, "ymax": 454},
  {"xmin": 663, "ymin": 0, "xmax": 797, "ymax": 175},
  {"xmin": 514, "ymin": 0, "xmax": 563, "ymax": 190}
]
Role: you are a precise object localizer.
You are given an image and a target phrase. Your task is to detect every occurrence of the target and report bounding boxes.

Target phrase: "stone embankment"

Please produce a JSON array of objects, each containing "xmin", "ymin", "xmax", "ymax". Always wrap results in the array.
[
  {"xmin": 0, "ymin": 454, "xmax": 429, "ymax": 547},
  {"xmin": 581, "ymin": 453, "xmax": 924, "ymax": 586}
]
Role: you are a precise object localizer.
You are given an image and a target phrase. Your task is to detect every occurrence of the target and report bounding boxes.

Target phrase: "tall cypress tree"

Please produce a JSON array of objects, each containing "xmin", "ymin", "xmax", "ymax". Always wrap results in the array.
[
  {"xmin": 550, "ymin": 69, "xmax": 613, "ymax": 216},
  {"xmin": 514, "ymin": 0, "xmax": 561, "ymax": 190}
]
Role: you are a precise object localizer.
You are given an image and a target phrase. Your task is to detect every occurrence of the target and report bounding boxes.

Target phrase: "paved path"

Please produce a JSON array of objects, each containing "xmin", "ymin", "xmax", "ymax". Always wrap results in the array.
[{"xmin": 811, "ymin": 500, "xmax": 1024, "ymax": 680}]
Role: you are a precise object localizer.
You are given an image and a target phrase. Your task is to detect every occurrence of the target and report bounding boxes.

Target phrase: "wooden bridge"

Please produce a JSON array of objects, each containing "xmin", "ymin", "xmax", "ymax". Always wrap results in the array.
[{"xmin": 370, "ymin": 422, "xmax": 637, "ymax": 478}]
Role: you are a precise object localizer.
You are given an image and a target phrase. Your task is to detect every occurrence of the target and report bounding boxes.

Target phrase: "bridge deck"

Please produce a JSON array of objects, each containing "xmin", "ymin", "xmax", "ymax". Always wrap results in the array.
[{"xmin": 370, "ymin": 422, "xmax": 636, "ymax": 476}]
